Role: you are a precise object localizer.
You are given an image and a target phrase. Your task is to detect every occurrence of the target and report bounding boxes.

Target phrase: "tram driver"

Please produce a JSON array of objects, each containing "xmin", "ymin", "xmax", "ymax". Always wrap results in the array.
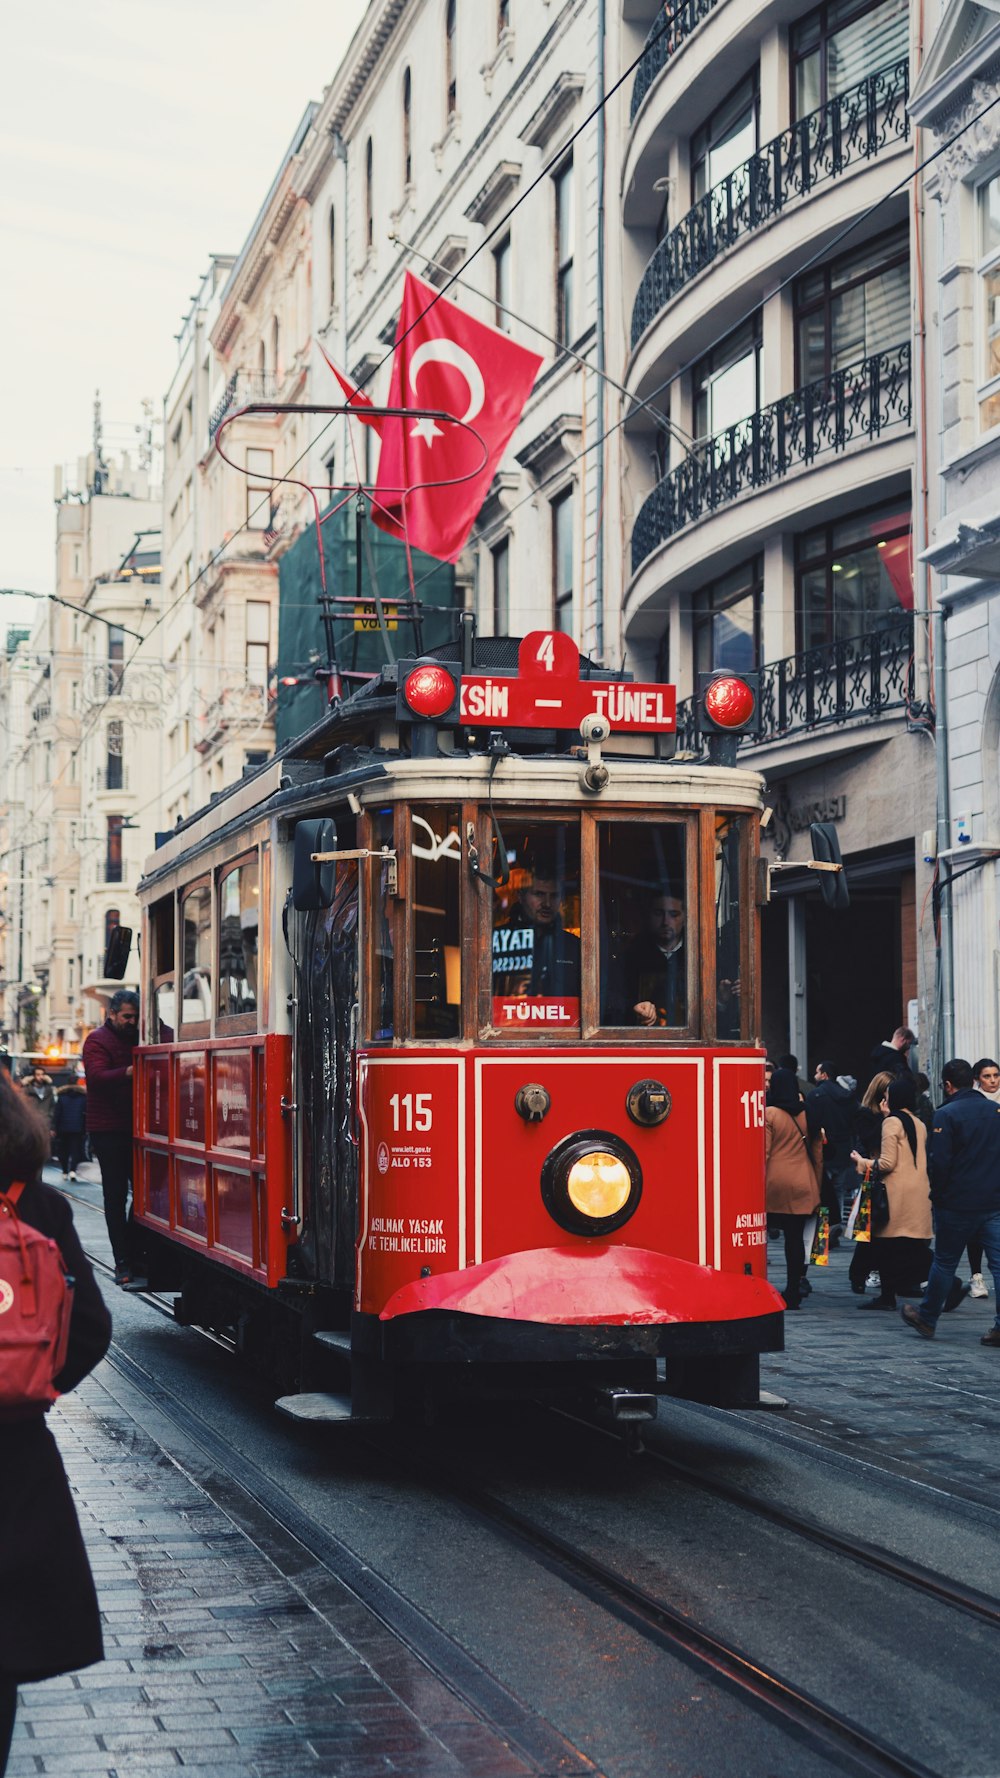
[
  {"xmin": 624, "ymin": 887, "xmax": 687, "ymax": 1028},
  {"xmin": 492, "ymin": 856, "xmax": 581, "ymax": 1001}
]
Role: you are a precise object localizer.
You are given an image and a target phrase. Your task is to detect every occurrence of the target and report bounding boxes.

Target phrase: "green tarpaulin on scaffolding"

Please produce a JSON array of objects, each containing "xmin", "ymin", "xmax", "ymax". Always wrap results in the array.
[{"xmin": 276, "ymin": 501, "xmax": 458, "ymax": 748}]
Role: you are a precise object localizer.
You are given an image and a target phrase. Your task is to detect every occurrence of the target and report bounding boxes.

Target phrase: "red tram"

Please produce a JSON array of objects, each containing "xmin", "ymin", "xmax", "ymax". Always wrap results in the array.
[{"xmin": 127, "ymin": 631, "xmax": 782, "ymax": 1424}]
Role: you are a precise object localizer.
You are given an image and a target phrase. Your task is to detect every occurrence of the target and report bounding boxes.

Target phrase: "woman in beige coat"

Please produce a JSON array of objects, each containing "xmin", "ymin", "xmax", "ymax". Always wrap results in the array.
[
  {"xmin": 851, "ymin": 1073, "xmax": 932, "ymax": 1310},
  {"xmin": 765, "ymin": 1068, "xmax": 823, "ymax": 1309}
]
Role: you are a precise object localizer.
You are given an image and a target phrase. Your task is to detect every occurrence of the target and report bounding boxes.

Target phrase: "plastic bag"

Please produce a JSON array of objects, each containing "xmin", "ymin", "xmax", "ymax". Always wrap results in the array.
[{"xmin": 810, "ymin": 1206, "xmax": 830, "ymax": 1265}]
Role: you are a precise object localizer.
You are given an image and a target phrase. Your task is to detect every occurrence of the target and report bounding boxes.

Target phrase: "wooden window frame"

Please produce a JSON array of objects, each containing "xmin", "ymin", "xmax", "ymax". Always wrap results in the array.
[
  {"xmin": 216, "ymin": 849, "xmax": 261, "ymax": 1037},
  {"xmin": 179, "ymin": 877, "xmax": 213, "ymax": 1040}
]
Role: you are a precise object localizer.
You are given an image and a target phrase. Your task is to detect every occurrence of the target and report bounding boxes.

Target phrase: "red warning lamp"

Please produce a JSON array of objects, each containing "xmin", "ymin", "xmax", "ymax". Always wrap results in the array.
[
  {"xmin": 403, "ymin": 664, "xmax": 457, "ymax": 720},
  {"xmin": 696, "ymin": 672, "xmax": 760, "ymax": 737}
]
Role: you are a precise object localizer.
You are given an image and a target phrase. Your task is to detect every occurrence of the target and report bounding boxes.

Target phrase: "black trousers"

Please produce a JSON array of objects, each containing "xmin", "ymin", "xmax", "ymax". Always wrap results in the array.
[
  {"xmin": 55, "ymin": 1133, "xmax": 86, "ymax": 1175},
  {"xmin": 771, "ymin": 1213, "xmax": 809, "ymax": 1304},
  {"xmin": 89, "ymin": 1130, "xmax": 135, "ymax": 1270},
  {"xmin": 0, "ymin": 1675, "xmax": 16, "ymax": 1778}
]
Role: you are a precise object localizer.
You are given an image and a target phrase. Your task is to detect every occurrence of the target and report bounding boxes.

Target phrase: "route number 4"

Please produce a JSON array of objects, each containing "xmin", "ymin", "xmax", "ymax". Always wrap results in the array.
[
  {"xmin": 740, "ymin": 1089, "xmax": 765, "ymax": 1128},
  {"xmin": 536, "ymin": 635, "xmax": 555, "ymax": 672},
  {"xmin": 390, "ymin": 1092, "xmax": 433, "ymax": 1132}
]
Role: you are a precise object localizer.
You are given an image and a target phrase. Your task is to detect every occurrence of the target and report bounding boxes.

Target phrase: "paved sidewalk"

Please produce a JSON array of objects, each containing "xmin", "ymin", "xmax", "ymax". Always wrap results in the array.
[{"xmin": 9, "ymin": 1376, "xmax": 541, "ymax": 1778}]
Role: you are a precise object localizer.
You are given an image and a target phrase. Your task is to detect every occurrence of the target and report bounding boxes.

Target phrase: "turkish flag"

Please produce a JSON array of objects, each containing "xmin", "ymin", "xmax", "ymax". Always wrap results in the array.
[
  {"xmin": 372, "ymin": 271, "xmax": 543, "ymax": 563},
  {"xmin": 317, "ymin": 344, "xmax": 384, "ymax": 433}
]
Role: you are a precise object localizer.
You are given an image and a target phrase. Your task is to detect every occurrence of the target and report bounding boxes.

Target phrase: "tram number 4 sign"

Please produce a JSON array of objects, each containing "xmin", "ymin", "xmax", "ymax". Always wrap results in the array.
[{"xmin": 459, "ymin": 631, "xmax": 677, "ymax": 733}]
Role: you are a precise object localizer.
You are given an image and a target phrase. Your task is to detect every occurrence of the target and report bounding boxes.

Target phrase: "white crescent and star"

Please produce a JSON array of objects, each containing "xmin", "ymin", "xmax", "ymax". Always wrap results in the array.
[{"xmin": 408, "ymin": 339, "xmax": 485, "ymax": 446}]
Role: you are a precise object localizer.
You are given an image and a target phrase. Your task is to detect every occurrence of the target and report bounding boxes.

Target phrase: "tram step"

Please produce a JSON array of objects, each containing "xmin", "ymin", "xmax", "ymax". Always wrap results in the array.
[
  {"xmin": 275, "ymin": 1391, "xmax": 369, "ymax": 1424},
  {"xmin": 312, "ymin": 1330, "xmax": 352, "ymax": 1354}
]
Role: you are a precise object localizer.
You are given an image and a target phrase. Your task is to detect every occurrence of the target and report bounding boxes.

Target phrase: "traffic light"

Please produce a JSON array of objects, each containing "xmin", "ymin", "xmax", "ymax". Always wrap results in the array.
[{"xmin": 810, "ymin": 822, "xmax": 850, "ymax": 910}]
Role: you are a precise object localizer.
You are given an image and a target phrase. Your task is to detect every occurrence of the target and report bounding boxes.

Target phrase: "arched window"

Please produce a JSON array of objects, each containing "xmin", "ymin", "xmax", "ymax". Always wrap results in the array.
[
  {"xmin": 328, "ymin": 204, "xmax": 336, "ymax": 308},
  {"xmin": 271, "ymin": 315, "xmax": 280, "ymax": 381},
  {"xmin": 403, "ymin": 68, "xmax": 412, "ymax": 189},
  {"xmin": 445, "ymin": 0, "xmax": 457, "ymax": 121},
  {"xmin": 258, "ymin": 338, "xmax": 266, "ymax": 377},
  {"xmin": 365, "ymin": 137, "xmax": 374, "ymax": 251},
  {"xmin": 498, "ymin": 0, "xmax": 510, "ymax": 36}
]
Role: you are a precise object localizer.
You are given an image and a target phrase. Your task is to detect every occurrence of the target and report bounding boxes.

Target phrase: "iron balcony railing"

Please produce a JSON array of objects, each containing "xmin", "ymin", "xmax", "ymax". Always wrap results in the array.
[
  {"xmin": 208, "ymin": 370, "xmax": 279, "ymax": 445},
  {"xmin": 630, "ymin": 0, "xmax": 718, "ymax": 121},
  {"xmin": 631, "ymin": 59, "xmax": 909, "ymax": 348},
  {"xmin": 631, "ymin": 342, "xmax": 911, "ymax": 574},
  {"xmin": 674, "ymin": 617, "xmax": 914, "ymax": 754}
]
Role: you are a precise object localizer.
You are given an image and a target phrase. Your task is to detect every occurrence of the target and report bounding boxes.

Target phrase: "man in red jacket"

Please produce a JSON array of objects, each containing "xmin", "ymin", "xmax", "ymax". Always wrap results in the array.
[{"xmin": 82, "ymin": 989, "xmax": 146, "ymax": 1289}]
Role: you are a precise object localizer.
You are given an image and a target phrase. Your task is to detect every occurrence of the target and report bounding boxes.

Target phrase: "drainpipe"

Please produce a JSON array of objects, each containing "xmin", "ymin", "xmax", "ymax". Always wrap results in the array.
[
  {"xmin": 595, "ymin": 0, "xmax": 606, "ymax": 661},
  {"xmin": 934, "ymin": 601, "xmax": 954, "ymax": 1069}
]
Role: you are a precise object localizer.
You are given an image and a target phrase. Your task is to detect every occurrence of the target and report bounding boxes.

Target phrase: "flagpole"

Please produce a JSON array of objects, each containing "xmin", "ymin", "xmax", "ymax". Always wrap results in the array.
[{"xmin": 388, "ymin": 233, "xmax": 693, "ymax": 453}]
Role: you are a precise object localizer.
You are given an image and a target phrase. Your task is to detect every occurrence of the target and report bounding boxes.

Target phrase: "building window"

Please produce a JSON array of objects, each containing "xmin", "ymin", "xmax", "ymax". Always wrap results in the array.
[
  {"xmin": 794, "ymin": 226, "xmax": 908, "ymax": 381},
  {"xmin": 68, "ymin": 887, "xmax": 77, "ymax": 922},
  {"xmin": 791, "ymin": 0, "xmax": 908, "ymax": 119},
  {"xmin": 978, "ymin": 173, "xmax": 1000, "ymax": 430},
  {"xmin": 551, "ymin": 489, "xmax": 575, "ymax": 635},
  {"xmin": 106, "ymin": 719, "xmax": 123, "ymax": 791},
  {"xmin": 690, "ymin": 558, "xmax": 762, "ymax": 678},
  {"xmin": 328, "ymin": 205, "xmax": 337, "ymax": 308},
  {"xmin": 493, "ymin": 235, "xmax": 511, "ymax": 330},
  {"xmin": 554, "ymin": 159, "xmax": 574, "ymax": 346},
  {"xmin": 691, "ymin": 73, "xmax": 758, "ymax": 204},
  {"xmin": 271, "ymin": 315, "xmax": 280, "ymax": 381},
  {"xmin": 445, "ymin": 0, "xmax": 457, "ymax": 121},
  {"xmin": 492, "ymin": 537, "xmax": 510, "ymax": 633},
  {"xmin": 246, "ymin": 448, "xmax": 274, "ymax": 529},
  {"xmin": 107, "ymin": 625, "xmax": 125, "ymax": 696},
  {"xmin": 796, "ymin": 502, "xmax": 912, "ymax": 651},
  {"xmin": 365, "ymin": 137, "xmax": 374, "ymax": 251},
  {"xmin": 104, "ymin": 909, "xmax": 120, "ymax": 955},
  {"xmin": 498, "ymin": 0, "xmax": 510, "ymax": 34},
  {"xmin": 693, "ymin": 314, "xmax": 762, "ymax": 442},
  {"xmin": 246, "ymin": 601, "xmax": 270, "ymax": 687},
  {"xmin": 403, "ymin": 68, "xmax": 412, "ymax": 188},
  {"xmin": 67, "ymin": 957, "xmax": 75, "ymax": 997},
  {"xmin": 106, "ymin": 818, "xmax": 123, "ymax": 885}
]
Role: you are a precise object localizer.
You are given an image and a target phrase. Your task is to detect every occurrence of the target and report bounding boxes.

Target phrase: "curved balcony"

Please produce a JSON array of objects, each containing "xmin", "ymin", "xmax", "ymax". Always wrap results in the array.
[
  {"xmin": 674, "ymin": 618, "xmax": 914, "ymax": 755},
  {"xmin": 631, "ymin": 60, "xmax": 909, "ymax": 350},
  {"xmin": 630, "ymin": 1, "xmax": 719, "ymax": 123},
  {"xmin": 631, "ymin": 342, "xmax": 911, "ymax": 576}
]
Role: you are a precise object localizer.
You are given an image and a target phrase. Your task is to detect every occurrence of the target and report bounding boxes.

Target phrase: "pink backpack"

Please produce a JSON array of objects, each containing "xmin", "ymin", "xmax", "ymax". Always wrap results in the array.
[{"xmin": 0, "ymin": 1182, "xmax": 74, "ymax": 1415}]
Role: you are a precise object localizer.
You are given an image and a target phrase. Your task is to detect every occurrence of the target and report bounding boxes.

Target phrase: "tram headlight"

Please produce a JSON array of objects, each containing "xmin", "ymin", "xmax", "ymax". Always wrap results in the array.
[{"xmin": 541, "ymin": 1132, "xmax": 642, "ymax": 1237}]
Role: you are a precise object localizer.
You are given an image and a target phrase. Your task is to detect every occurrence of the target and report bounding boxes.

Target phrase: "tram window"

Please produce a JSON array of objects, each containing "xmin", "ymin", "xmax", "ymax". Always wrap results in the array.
[
  {"xmin": 181, "ymin": 883, "xmax": 213, "ymax": 1030},
  {"xmin": 149, "ymin": 894, "xmax": 176, "ymax": 1042},
  {"xmin": 412, "ymin": 804, "xmax": 462, "ymax": 1039},
  {"xmin": 217, "ymin": 855, "xmax": 259, "ymax": 1020},
  {"xmin": 371, "ymin": 808, "xmax": 395, "ymax": 1043},
  {"xmin": 598, "ymin": 824, "xmax": 689, "ymax": 1028},
  {"xmin": 715, "ymin": 813, "xmax": 744, "ymax": 1040},
  {"xmin": 491, "ymin": 822, "xmax": 580, "ymax": 1030}
]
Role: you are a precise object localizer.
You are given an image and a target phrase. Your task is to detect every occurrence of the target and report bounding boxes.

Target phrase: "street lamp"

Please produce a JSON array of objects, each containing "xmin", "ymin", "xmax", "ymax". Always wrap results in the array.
[{"xmin": 0, "ymin": 588, "xmax": 145, "ymax": 643}]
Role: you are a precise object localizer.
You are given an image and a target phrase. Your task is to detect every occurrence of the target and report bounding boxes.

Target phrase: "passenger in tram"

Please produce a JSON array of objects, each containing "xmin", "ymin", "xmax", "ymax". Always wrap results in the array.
[
  {"xmin": 0, "ymin": 1074, "xmax": 112, "ymax": 1777},
  {"xmin": 492, "ymin": 857, "xmax": 581, "ymax": 1000},
  {"xmin": 625, "ymin": 888, "xmax": 687, "ymax": 1028}
]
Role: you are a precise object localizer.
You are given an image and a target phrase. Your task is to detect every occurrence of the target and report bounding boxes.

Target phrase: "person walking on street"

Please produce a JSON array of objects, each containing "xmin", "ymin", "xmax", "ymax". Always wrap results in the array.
[
  {"xmin": 848, "ymin": 1070, "xmax": 894, "ymax": 1294},
  {"xmin": 765, "ymin": 1068, "xmax": 823, "ymax": 1310},
  {"xmin": 867, "ymin": 1026, "xmax": 915, "ymax": 1086},
  {"xmin": 850, "ymin": 1075, "xmax": 932, "ymax": 1310},
  {"xmin": 82, "ymin": 990, "xmax": 146, "ymax": 1290},
  {"xmin": 53, "ymin": 1069, "xmax": 87, "ymax": 1180},
  {"xmin": 0, "ymin": 1072, "xmax": 112, "ymax": 1777},
  {"xmin": 807, "ymin": 1061, "xmax": 858, "ymax": 1229},
  {"xmin": 901, "ymin": 1058, "xmax": 1000, "ymax": 1344},
  {"xmin": 18, "ymin": 1065, "xmax": 56, "ymax": 1132}
]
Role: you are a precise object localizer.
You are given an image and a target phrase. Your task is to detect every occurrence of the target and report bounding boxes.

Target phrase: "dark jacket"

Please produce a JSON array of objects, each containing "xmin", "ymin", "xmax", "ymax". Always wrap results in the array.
[
  {"xmin": 0, "ymin": 1177, "xmax": 111, "ymax": 1681},
  {"xmin": 20, "ymin": 1076, "xmax": 56, "ymax": 1128},
  {"xmin": 624, "ymin": 935, "xmax": 686, "ymax": 1027},
  {"xmin": 806, "ymin": 1078, "xmax": 858, "ymax": 1170},
  {"xmin": 53, "ymin": 1083, "xmax": 87, "ymax": 1135},
  {"xmin": 868, "ymin": 1041, "xmax": 910, "ymax": 1084},
  {"xmin": 83, "ymin": 1019, "xmax": 136, "ymax": 1133},
  {"xmin": 928, "ymin": 1088, "xmax": 1000, "ymax": 1215},
  {"xmin": 492, "ymin": 909, "xmax": 581, "ymax": 999}
]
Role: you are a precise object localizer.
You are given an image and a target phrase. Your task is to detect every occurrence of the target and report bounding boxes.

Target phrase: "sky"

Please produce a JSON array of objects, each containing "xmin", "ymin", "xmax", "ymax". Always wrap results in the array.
[{"xmin": 0, "ymin": 0, "xmax": 368, "ymax": 633}]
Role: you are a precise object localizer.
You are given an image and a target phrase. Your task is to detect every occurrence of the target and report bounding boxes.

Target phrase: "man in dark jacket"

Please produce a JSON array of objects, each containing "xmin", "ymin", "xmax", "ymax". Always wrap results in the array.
[
  {"xmin": 19, "ymin": 1065, "xmax": 56, "ymax": 1130},
  {"xmin": 901, "ymin": 1058, "xmax": 1000, "ymax": 1344},
  {"xmin": 82, "ymin": 989, "xmax": 146, "ymax": 1289},
  {"xmin": 807, "ymin": 1062, "xmax": 858, "ymax": 1225},
  {"xmin": 867, "ymin": 1026, "xmax": 915, "ymax": 1085}
]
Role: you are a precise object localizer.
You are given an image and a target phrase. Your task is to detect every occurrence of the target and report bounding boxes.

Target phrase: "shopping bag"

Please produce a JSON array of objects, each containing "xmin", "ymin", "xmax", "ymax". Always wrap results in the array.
[
  {"xmin": 810, "ymin": 1206, "xmax": 830, "ymax": 1266},
  {"xmin": 848, "ymin": 1182, "xmax": 872, "ymax": 1243}
]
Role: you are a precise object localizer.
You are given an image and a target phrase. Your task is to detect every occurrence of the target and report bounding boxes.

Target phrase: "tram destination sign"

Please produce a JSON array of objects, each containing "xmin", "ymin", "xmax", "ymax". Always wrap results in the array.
[{"xmin": 459, "ymin": 631, "xmax": 677, "ymax": 733}]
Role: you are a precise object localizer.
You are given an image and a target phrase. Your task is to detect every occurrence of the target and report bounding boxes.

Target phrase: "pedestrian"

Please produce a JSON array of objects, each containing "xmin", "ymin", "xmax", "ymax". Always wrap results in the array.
[
  {"xmin": 18, "ymin": 1064, "xmax": 56, "ymax": 1131},
  {"xmin": 966, "ymin": 1059, "xmax": 1000, "ymax": 1298},
  {"xmin": 807, "ymin": 1061, "xmax": 858, "ymax": 1230},
  {"xmin": 765, "ymin": 1067, "xmax": 823, "ymax": 1309},
  {"xmin": 0, "ymin": 1071, "xmax": 112, "ymax": 1777},
  {"xmin": 82, "ymin": 989, "xmax": 146, "ymax": 1290},
  {"xmin": 848, "ymin": 1070, "xmax": 895, "ymax": 1294},
  {"xmin": 53, "ymin": 1069, "xmax": 87, "ymax": 1180},
  {"xmin": 777, "ymin": 1053, "xmax": 810, "ymax": 1101},
  {"xmin": 901, "ymin": 1058, "xmax": 1000, "ymax": 1344},
  {"xmin": 867, "ymin": 1025, "xmax": 915, "ymax": 1086},
  {"xmin": 913, "ymin": 1070, "xmax": 935, "ymax": 1135},
  {"xmin": 850, "ymin": 1074, "xmax": 932, "ymax": 1310}
]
